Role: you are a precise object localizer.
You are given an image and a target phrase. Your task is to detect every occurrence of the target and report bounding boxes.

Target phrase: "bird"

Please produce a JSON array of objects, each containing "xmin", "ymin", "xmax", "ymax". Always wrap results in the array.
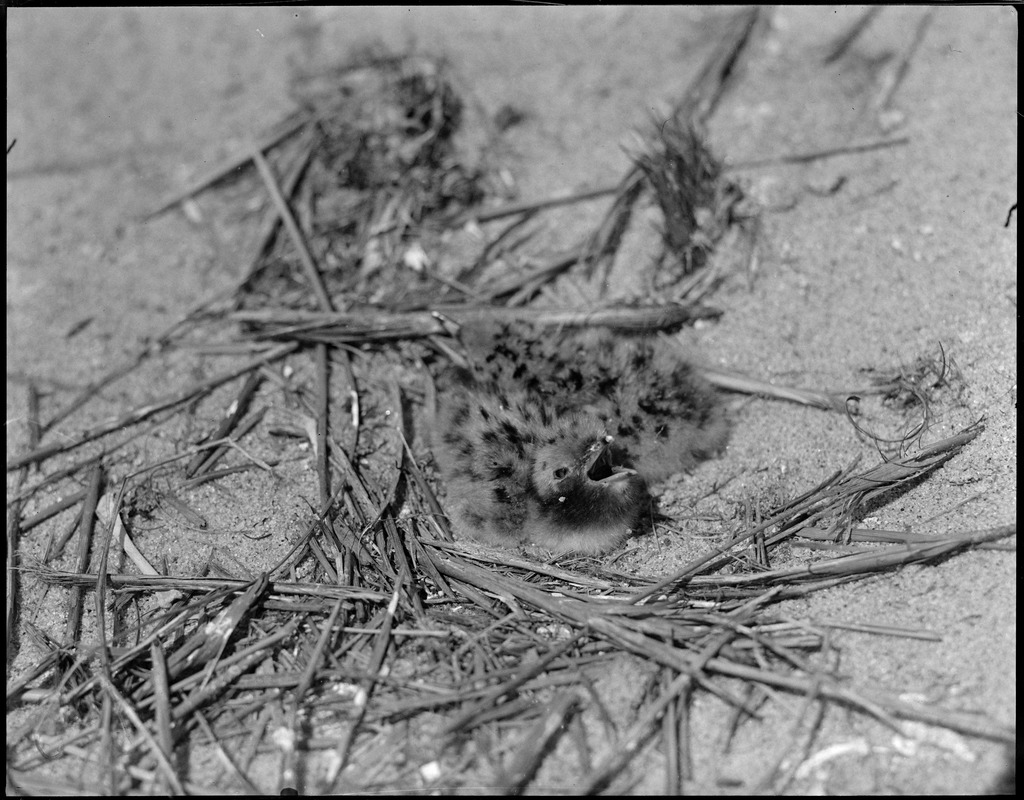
[{"xmin": 429, "ymin": 323, "xmax": 728, "ymax": 554}]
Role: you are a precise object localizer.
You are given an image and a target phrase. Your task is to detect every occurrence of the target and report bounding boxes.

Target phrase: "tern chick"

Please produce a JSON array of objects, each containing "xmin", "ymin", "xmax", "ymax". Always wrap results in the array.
[{"xmin": 429, "ymin": 325, "xmax": 729, "ymax": 554}]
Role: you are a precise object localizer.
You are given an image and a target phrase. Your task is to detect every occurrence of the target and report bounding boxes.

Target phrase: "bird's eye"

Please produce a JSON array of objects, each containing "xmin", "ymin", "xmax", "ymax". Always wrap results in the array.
[{"xmin": 553, "ymin": 467, "xmax": 569, "ymax": 480}]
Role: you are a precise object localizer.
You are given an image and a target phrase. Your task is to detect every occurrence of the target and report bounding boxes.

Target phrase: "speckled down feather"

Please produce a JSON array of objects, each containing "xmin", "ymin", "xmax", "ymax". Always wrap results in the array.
[{"xmin": 467, "ymin": 325, "xmax": 729, "ymax": 482}]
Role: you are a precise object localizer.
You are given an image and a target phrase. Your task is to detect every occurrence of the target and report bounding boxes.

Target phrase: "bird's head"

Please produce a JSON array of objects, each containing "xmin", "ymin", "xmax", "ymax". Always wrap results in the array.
[{"xmin": 530, "ymin": 416, "xmax": 649, "ymax": 540}]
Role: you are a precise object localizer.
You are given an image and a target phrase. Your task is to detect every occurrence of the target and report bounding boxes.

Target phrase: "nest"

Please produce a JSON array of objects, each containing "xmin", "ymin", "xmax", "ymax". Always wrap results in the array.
[{"xmin": 6, "ymin": 12, "xmax": 1013, "ymax": 796}]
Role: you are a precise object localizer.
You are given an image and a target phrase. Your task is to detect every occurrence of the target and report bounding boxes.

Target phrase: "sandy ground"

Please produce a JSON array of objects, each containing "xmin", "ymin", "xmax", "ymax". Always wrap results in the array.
[{"xmin": 7, "ymin": 7, "xmax": 1016, "ymax": 795}]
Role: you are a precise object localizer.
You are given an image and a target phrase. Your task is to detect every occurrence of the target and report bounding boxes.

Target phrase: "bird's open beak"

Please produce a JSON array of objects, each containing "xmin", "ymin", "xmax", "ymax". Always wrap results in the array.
[{"xmin": 584, "ymin": 437, "xmax": 636, "ymax": 484}]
